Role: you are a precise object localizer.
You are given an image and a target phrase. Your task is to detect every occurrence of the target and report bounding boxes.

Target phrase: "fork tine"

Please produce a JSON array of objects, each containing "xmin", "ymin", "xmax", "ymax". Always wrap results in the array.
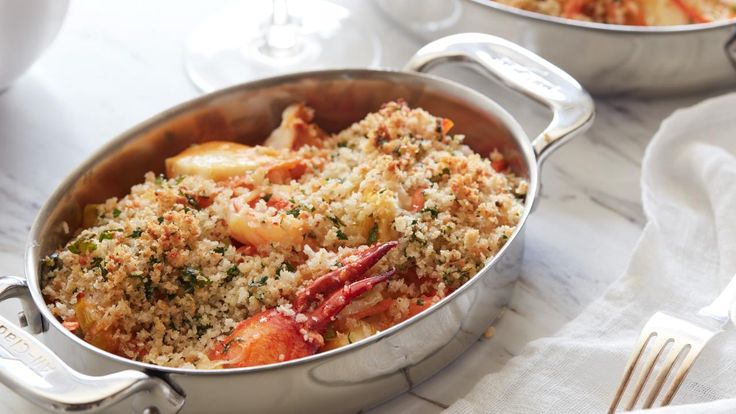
[
  {"xmin": 625, "ymin": 336, "xmax": 672, "ymax": 410},
  {"xmin": 607, "ymin": 331, "xmax": 656, "ymax": 414},
  {"xmin": 642, "ymin": 343, "xmax": 688, "ymax": 408},
  {"xmin": 660, "ymin": 342, "xmax": 705, "ymax": 406}
]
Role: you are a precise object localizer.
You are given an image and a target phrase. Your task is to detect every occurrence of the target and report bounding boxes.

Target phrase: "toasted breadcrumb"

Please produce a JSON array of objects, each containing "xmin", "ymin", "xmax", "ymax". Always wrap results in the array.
[{"xmin": 41, "ymin": 101, "xmax": 526, "ymax": 368}]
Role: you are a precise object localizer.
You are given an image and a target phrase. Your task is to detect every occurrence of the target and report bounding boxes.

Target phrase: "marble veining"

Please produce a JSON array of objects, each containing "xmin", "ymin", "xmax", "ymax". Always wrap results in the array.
[{"xmin": 0, "ymin": 1, "xmax": 733, "ymax": 413}]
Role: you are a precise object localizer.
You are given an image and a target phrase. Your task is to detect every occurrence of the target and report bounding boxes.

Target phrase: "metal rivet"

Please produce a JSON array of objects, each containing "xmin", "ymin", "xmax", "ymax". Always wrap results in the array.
[{"xmin": 17, "ymin": 311, "xmax": 28, "ymax": 328}]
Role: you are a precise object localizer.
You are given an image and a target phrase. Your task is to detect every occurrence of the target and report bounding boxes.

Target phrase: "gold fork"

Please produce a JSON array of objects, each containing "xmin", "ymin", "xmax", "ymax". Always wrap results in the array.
[{"xmin": 608, "ymin": 273, "xmax": 736, "ymax": 413}]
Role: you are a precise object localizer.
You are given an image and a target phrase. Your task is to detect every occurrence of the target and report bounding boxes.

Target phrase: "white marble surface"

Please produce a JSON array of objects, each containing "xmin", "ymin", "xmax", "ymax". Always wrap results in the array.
[{"xmin": 0, "ymin": 1, "xmax": 732, "ymax": 412}]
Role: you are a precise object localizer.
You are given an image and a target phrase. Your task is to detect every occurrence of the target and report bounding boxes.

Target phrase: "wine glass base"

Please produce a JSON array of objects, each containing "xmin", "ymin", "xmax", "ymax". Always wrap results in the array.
[
  {"xmin": 376, "ymin": 0, "xmax": 462, "ymax": 35},
  {"xmin": 185, "ymin": 0, "xmax": 382, "ymax": 92}
]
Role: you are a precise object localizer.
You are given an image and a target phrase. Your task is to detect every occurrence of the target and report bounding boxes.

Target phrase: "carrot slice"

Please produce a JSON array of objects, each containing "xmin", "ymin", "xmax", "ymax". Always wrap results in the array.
[
  {"xmin": 441, "ymin": 118, "xmax": 454, "ymax": 135},
  {"xmin": 410, "ymin": 188, "xmax": 425, "ymax": 212}
]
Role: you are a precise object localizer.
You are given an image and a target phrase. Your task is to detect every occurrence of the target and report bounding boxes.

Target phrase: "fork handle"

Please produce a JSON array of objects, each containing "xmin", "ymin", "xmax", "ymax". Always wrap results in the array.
[{"xmin": 697, "ymin": 271, "xmax": 736, "ymax": 326}]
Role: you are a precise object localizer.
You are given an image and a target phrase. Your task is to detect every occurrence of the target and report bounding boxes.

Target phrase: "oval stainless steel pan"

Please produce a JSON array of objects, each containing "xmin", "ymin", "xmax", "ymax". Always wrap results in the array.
[
  {"xmin": 377, "ymin": 0, "xmax": 736, "ymax": 96},
  {"xmin": 0, "ymin": 34, "xmax": 593, "ymax": 413}
]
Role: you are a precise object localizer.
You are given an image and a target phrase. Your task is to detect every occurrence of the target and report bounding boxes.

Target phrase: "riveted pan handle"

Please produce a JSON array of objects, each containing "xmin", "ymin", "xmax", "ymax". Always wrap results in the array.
[
  {"xmin": 0, "ymin": 276, "xmax": 43, "ymax": 334},
  {"xmin": 404, "ymin": 33, "xmax": 594, "ymax": 163},
  {"xmin": 0, "ymin": 276, "xmax": 185, "ymax": 413}
]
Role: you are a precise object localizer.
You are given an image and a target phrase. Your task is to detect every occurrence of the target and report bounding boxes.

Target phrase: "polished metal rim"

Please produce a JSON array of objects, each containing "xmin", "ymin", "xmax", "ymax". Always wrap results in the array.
[{"xmin": 468, "ymin": 0, "xmax": 736, "ymax": 34}]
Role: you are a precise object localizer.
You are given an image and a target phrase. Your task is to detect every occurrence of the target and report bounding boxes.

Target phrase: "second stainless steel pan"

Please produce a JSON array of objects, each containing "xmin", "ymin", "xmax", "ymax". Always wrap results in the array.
[{"xmin": 378, "ymin": 0, "xmax": 736, "ymax": 96}]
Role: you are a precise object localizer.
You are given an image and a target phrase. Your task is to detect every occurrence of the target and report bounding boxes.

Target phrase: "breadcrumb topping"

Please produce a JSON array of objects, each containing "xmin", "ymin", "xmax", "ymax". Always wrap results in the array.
[{"xmin": 41, "ymin": 101, "xmax": 526, "ymax": 368}]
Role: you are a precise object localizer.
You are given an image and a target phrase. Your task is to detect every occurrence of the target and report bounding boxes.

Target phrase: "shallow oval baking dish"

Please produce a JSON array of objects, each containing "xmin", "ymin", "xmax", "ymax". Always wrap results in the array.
[
  {"xmin": 377, "ymin": 0, "xmax": 736, "ymax": 96},
  {"xmin": 0, "ymin": 33, "xmax": 592, "ymax": 413}
]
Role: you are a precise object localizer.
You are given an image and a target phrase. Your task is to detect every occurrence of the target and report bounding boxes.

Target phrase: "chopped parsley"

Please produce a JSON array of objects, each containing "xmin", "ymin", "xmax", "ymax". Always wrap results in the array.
[
  {"xmin": 157, "ymin": 216, "xmax": 164, "ymax": 224},
  {"xmin": 91, "ymin": 257, "xmax": 109, "ymax": 280},
  {"xmin": 129, "ymin": 272, "xmax": 154, "ymax": 301},
  {"xmin": 185, "ymin": 194, "xmax": 200, "ymax": 209},
  {"xmin": 328, "ymin": 215, "xmax": 349, "ymax": 240},
  {"xmin": 367, "ymin": 224, "xmax": 379, "ymax": 244},
  {"xmin": 337, "ymin": 141, "xmax": 348, "ymax": 148},
  {"xmin": 261, "ymin": 193, "xmax": 273, "ymax": 203},
  {"xmin": 68, "ymin": 239, "xmax": 96, "ymax": 255},
  {"xmin": 328, "ymin": 216, "xmax": 345, "ymax": 227},
  {"xmin": 213, "ymin": 246, "xmax": 226, "ymax": 255},
  {"xmin": 416, "ymin": 298, "xmax": 425, "ymax": 306},
  {"xmin": 248, "ymin": 276, "xmax": 269, "ymax": 287},
  {"xmin": 129, "ymin": 228, "xmax": 143, "ymax": 238},
  {"xmin": 430, "ymin": 167, "xmax": 452, "ymax": 183},
  {"xmin": 336, "ymin": 229, "xmax": 348, "ymax": 240},
  {"xmin": 154, "ymin": 174, "xmax": 166, "ymax": 186},
  {"xmin": 188, "ymin": 314, "xmax": 212, "ymax": 338},
  {"xmin": 98, "ymin": 228, "xmax": 123, "ymax": 241},
  {"xmin": 196, "ymin": 321, "xmax": 212, "ymax": 338},
  {"xmin": 178, "ymin": 266, "xmax": 208, "ymax": 293},
  {"xmin": 285, "ymin": 207, "xmax": 301, "ymax": 218},
  {"xmin": 144, "ymin": 280, "xmax": 154, "ymax": 301},
  {"xmin": 421, "ymin": 207, "xmax": 440, "ymax": 219},
  {"xmin": 42, "ymin": 252, "xmax": 61, "ymax": 272},
  {"xmin": 458, "ymin": 271, "xmax": 470, "ymax": 282},
  {"xmin": 409, "ymin": 219, "xmax": 427, "ymax": 245},
  {"xmin": 276, "ymin": 262, "xmax": 296, "ymax": 277},
  {"xmin": 112, "ymin": 208, "xmax": 122, "ymax": 218},
  {"xmin": 225, "ymin": 265, "xmax": 240, "ymax": 283}
]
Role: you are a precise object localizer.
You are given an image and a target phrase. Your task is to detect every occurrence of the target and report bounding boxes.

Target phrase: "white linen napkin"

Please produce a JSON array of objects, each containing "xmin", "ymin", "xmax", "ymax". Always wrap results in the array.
[{"xmin": 446, "ymin": 93, "xmax": 736, "ymax": 413}]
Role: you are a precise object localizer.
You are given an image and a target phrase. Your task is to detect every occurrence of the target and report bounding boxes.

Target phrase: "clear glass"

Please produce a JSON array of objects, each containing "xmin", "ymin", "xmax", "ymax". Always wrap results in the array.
[
  {"xmin": 185, "ymin": 0, "xmax": 381, "ymax": 92},
  {"xmin": 376, "ymin": 0, "xmax": 462, "ymax": 34}
]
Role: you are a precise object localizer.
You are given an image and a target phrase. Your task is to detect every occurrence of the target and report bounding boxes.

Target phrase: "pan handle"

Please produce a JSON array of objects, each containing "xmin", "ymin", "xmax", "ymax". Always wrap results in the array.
[
  {"xmin": 0, "ymin": 276, "xmax": 185, "ymax": 413},
  {"xmin": 726, "ymin": 28, "xmax": 736, "ymax": 70},
  {"xmin": 0, "ymin": 276, "xmax": 44, "ymax": 334},
  {"xmin": 404, "ymin": 33, "xmax": 594, "ymax": 163}
]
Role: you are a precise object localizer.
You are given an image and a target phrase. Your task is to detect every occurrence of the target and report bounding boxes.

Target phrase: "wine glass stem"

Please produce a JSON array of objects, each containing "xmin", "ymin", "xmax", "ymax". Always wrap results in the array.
[{"xmin": 262, "ymin": 0, "xmax": 300, "ymax": 57}]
